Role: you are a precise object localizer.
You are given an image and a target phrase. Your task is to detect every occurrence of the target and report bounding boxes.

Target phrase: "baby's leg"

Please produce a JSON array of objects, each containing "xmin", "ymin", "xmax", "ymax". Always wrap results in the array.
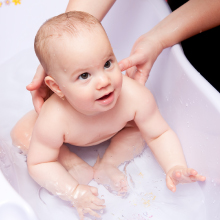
[
  {"xmin": 10, "ymin": 110, "xmax": 93, "ymax": 184},
  {"xmin": 93, "ymin": 121, "xmax": 144, "ymax": 195},
  {"xmin": 58, "ymin": 145, "xmax": 93, "ymax": 185},
  {"xmin": 11, "ymin": 110, "xmax": 38, "ymax": 154}
]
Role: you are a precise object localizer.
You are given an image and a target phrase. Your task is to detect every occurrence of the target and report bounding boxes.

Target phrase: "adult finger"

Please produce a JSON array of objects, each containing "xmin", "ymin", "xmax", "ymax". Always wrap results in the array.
[
  {"xmin": 31, "ymin": 90, "xmax": 44, "ymax": 114},
  {"xmin": 125, "ymin": 66, "xmax": 137, "ymax": 79},
  {"xmin": 26, "ymin": 65, "xmax": 46, "ymax": 91},
  {"xmin": 118, "ymin": 53, "xmax": 144, "ymax": 72},
  {"xmin": 133, "ymin": 68, "xmax": 150, "ymax": 86}
]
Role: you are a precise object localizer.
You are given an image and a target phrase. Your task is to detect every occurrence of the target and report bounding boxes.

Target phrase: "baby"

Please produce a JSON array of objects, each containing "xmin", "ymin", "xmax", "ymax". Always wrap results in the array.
[{"xmin": 11, "ymin": 11, "xmax": 205, "ymax": 219}]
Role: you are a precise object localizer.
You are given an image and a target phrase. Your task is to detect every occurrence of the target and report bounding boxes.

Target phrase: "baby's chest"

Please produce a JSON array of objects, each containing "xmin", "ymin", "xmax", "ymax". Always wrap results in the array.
[{"xmin": 64, "ymin": 116, "xmax": 128, "ymax": 146}]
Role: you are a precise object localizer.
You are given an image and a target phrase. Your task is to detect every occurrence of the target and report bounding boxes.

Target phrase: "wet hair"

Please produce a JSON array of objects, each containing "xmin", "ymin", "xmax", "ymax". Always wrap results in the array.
[{"xmin": 34, "ymin": 11, "xmax": 102, "ymax": 73}]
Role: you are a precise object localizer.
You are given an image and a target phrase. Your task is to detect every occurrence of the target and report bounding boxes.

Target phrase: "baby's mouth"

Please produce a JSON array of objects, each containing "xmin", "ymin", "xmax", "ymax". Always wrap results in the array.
[{"xmin": 97, "ymin": 92, "xmax": 113, "ymax": 101}]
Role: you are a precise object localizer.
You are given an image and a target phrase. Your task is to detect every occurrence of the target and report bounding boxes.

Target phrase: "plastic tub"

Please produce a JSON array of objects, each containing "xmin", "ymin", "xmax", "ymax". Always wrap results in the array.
[{"xmin": 0, "ymin": 0, "xmax": 220, "ymax": 219}]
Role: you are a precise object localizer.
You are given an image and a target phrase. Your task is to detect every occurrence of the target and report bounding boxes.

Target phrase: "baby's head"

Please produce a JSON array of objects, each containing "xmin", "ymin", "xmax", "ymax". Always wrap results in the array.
[{"xmin": 35, "ymin": 11, "xmax": 122, "ymax": 115}]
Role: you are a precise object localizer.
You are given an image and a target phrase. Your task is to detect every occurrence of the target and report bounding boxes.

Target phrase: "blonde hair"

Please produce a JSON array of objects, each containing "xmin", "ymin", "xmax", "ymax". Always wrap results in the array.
[{"xmin": 34, "ymin": 11, "xmax": 101, "ymax": 73}]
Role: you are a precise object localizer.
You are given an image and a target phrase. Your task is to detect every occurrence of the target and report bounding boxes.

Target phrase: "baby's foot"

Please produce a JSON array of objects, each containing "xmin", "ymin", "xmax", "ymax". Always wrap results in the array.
[{"xmin": 93, "ymin": 156, "xmax": 129, "ymax": 196}]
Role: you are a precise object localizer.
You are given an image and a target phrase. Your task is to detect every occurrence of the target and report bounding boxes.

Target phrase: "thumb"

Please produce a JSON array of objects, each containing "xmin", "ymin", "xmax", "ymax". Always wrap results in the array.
[
  {"xmin": 26, "ymin": 65, "xmax": 46, "ymax": 91},
  {"xmin": 90, "ymin": 186, "xmax": 98, "ymax": 196},
  {"xmin": 118, "ymin": 53, "xmax": 143, "ymax": 72}
]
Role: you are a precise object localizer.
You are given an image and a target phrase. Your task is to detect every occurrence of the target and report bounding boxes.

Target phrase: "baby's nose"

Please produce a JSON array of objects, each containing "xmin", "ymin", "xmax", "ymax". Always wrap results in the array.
[{"xmin": 96, "ymin": 74, "xmax": 111, "ymax": 90}]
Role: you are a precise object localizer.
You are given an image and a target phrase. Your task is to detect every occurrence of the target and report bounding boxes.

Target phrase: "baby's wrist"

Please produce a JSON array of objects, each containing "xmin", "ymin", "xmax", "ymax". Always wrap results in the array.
[{"xmin": 71, "ymin": 184, "xmax": 80, "ymax": 197}]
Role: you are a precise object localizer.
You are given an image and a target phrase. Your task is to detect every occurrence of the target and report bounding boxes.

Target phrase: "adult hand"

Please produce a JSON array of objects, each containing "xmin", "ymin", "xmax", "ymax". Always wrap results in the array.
[
  {"xmin": 118, "ymin": 33, "xmax": 163, "ymax": 85},
  {"xmin": 26, "ymin": 64, "xmax": 51, "ymax": 114}
]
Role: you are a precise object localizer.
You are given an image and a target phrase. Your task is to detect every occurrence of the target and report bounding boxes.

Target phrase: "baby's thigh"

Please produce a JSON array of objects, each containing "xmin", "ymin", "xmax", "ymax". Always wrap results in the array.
[
  {"xmin": 10, "ymin": 110, "xmax": 38, "ymax": 154},
  {"xmin": 112, "ymin": 121, "xmax": 144, "ymax": 152}
]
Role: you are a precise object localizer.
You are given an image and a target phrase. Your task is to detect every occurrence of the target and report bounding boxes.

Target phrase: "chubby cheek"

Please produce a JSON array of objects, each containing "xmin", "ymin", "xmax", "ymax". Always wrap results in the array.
[
  {"xmin": 114, "ymin": 71, "xmax": 123, "ymax": 91},
  {"xmin": 63, "ymin": 86, "xmax": 95, "ymax": 108}
]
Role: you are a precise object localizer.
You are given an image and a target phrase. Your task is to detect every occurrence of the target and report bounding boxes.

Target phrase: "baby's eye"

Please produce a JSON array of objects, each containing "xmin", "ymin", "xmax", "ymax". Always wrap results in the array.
[
  {"xmin": 104, "ymin": 60, "xmax": 112, "ymax": 69},
  {"xmin": 78, "ymin": 72, "xmax": 90, "ymax": 80}
]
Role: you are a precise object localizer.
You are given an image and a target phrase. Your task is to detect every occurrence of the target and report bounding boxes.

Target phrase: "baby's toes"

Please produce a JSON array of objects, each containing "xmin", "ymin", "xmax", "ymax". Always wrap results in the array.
[
  {"xmin": 120, "ymin": 178, "xmax": 129, "ymax": 191},
  {"xmin": 115, "ymin": 178, "xmax": 129, "ymax": 196}
]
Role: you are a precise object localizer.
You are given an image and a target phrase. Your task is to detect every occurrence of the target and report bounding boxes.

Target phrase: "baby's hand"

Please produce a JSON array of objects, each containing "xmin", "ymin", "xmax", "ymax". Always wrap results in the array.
[
  {"xmin": 166, "ymin": 166, "xmax": 206, "ymax": 192},
  {"xmin": 71, "ymin": 184, "xmax": 105, "ymax": 220}
]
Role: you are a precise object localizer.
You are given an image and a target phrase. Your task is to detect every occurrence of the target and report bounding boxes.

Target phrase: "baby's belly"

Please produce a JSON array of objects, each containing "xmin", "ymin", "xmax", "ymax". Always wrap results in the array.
[
  {"xmin": 65, "ymin": 121, "xmax": 136, "ymax": 147},
  {"xmin": 66, "ymin": 132, "xmax": 118, "ymax": 147}
]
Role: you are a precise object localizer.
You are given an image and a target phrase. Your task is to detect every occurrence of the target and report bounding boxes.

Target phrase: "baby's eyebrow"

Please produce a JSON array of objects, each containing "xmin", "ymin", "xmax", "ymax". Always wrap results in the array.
[
  {"xmin": 72, "ymin": 67, "xmax": 88, "ymax": 75},
  {"xmin": 70, "ymin": 51, "xmax": 115, "ymax": 76}
]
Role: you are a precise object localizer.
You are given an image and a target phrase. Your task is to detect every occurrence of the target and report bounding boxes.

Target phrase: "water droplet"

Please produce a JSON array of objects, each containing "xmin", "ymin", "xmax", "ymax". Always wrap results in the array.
[{"xmin": 186, "ymin": 103, "xmax": 188, "ymax": 107}]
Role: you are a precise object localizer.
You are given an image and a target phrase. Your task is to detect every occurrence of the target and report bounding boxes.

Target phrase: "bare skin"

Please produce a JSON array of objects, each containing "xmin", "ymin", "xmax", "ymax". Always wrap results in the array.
[
  {"xmin": 27, "ymin": 0, "xmax": 220, "ymax": 113},
  {"xmin": 11, "ymin": 110, "xmax": 94, "ymax": 186},
  {"xmin": 13, "ymin": 13, "xmax": 206, "ymax": 219}
]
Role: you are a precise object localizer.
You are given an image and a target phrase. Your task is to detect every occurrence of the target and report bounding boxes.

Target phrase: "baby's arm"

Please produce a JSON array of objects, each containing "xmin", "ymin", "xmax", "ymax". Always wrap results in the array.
[
  {"xmin": 27, "ymin": 112, "xmax": 104, "ymax": 219},
  {"xmin": 134, "ymin": 87, "xmax": 205, "ymax": 192}
]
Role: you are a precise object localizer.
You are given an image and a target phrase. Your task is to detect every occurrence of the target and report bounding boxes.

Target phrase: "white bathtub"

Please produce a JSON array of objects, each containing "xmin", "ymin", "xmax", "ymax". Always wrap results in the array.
[{"xmin": 0, "ymin": 0, "xmax": 220, "ymax": 219}]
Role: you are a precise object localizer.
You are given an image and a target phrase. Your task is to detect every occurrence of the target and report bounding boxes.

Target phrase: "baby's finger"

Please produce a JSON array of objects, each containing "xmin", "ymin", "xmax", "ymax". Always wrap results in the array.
[
  {"xmin": 92, "ymin": 196, "xmax": 105, "ymax": 206},
  {"xmin": 83, "ymin": 208, "xmax": 101, "ymax": 218},
  {"xmin": 90, "ymin": 186, "xmax": 99, "ymax": 196},
  {"xmin": 166, "ymin": 176, "xmax": 176, "ymax": 192},
  {"xmin": 77, "ymin": 208, "xmax": 84, "ymax": 220},
  {"xmin": 190, "ymin": 174, "xmax": 206, "ymax": 182},
  {"xmin": 172, "ymin": 170, "xmax": 182, "ymax": 180},
  {"xmin": 90, "ymin": 203, "xmax": 105, "ymax": 210},
  {"xmin": 182, "ymin": 168, "xmax": 197, "ymax": 177}
]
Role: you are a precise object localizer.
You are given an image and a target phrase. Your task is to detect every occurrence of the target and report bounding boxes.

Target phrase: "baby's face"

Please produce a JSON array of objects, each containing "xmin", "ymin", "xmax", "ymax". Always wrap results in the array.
[{"xmin": 51, "ymin": 27, "xmax": 122, "ymax": 116}]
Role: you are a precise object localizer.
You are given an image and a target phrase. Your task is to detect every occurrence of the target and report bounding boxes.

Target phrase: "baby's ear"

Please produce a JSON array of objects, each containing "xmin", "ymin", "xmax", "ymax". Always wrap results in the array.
[{"xmin": 45, "ymin": 76, "xmax": 64, "ymax": 98}]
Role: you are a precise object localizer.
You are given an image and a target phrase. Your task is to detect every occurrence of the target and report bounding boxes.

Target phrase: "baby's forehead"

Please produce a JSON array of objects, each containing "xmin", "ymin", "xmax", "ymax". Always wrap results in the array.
[{"xmin": 47, "ymin": 29, "xmax": 113, "ymax": 73}]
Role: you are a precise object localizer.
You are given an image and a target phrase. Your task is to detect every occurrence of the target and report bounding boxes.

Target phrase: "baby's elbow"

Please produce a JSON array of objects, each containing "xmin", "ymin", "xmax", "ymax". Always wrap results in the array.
[{"xmin": 27, "ymin": 159, "xmax": 34, "ymax": 176}]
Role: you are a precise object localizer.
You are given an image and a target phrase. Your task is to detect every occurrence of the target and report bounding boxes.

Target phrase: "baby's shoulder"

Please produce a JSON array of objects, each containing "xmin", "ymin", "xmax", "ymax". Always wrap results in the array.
[
  {"xmin": 121, "ymin": 76, "xmax": 158, "ymax": 121},
  {"xmin": 37, "ymin": 94, "xmax": 70, "ymax": 128},
  {"xmin": 121, "ymin": 75, "xmax": 154, "ymax": 103}
]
